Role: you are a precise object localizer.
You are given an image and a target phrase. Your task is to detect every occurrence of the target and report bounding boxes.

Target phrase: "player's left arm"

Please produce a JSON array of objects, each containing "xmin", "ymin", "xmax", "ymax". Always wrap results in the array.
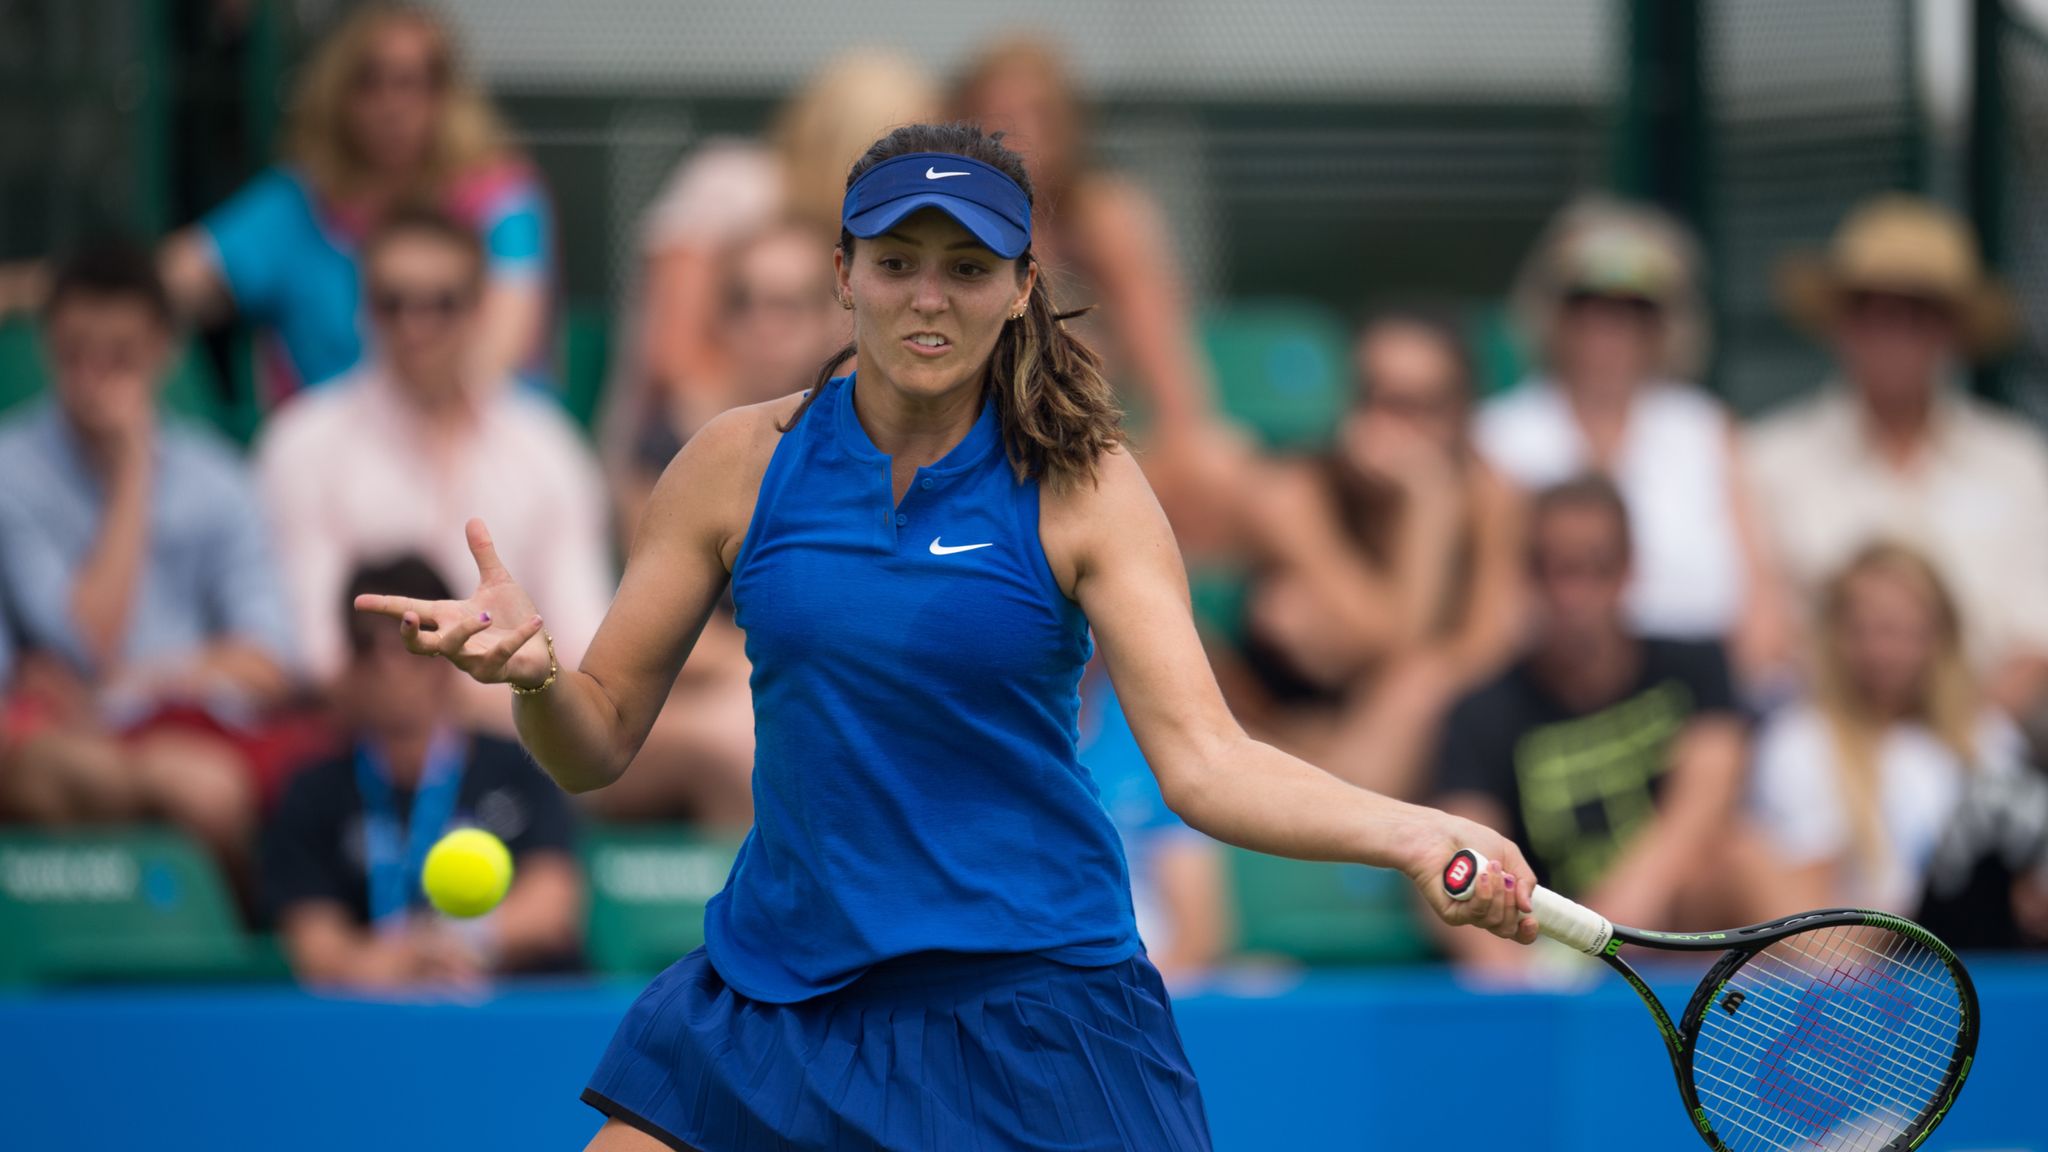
[{"xmin": 1043, "ymin": 447, "xmax": 1535, "ymax": 942}]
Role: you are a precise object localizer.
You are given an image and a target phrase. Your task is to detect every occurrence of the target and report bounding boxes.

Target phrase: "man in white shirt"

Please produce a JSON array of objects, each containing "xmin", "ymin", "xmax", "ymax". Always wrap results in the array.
[
  {"xmin": 1745, "ymin": 195, "xmax": 2048, "ymax": 713},
  {"xmin": 255, "ymin": 207, "xmax": 613, "ymax": 733}
]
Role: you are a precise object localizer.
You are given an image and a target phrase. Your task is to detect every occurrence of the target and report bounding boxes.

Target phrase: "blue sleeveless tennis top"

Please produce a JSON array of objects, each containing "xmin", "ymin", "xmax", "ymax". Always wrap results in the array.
[{"xmin": 707, "ymin": 374, "xmax": 1140, "ymax": 1002}]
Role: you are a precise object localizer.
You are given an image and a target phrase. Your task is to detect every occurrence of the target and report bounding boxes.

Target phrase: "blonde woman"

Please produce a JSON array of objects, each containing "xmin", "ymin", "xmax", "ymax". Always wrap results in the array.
[
  {"xmin": 1477, "ymin": 197, "xmax": 1786, "ymax": 683},
  {"xmin": 599, "ymin": 50, "xmax": 937, "ymax": 466},
  {"xmin": 158, "ymin": 1, "xmax": 551, "ymax": 401},
  {"xmin": 1751, "ymin": 543, "xmax": 2032, "ymax": 913},
  {"xmin": 953, "ymin": 34, "xmax": 1248, "ymax": 559}
]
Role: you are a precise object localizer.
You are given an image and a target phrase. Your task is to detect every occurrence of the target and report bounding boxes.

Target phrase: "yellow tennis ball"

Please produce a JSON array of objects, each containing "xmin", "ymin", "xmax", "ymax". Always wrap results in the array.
[{"xmin": 421, "ymin": 827, "xmax": 514, "ymax": 918}]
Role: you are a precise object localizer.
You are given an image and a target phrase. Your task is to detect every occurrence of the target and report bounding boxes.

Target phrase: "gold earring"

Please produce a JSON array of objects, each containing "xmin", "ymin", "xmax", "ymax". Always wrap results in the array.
[{"xmin": 840, "ymin": 295, "xmax": 854, "ymax": 310}]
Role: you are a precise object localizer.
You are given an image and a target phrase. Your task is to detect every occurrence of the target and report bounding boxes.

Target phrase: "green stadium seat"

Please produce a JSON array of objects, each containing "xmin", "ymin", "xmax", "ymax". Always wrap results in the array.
[
  {"xmin": 0, "ymin": 827, "xmax": 253, "ymax": 984},
  {"xmin": 1199, "ymin": 301, "xmax": 1350, "ymax": 452},
  {"xmin": 1186, "ymin": 563, "xmax": 1250, "ymax": 650},
  {"xmin": 581, "ymin": 826, "xmax": 742, "ymax": 976},
  {"xmin": 558, "ymin": 303, "xmax": 611, "ymax": 435},
  {"xmin": 1227, "ymin": 847, "xmax": 1436, "ymax": 967},
  {"xmin": 1470, "ymin": 300, "xmax": 1528, "ymax": 400}
]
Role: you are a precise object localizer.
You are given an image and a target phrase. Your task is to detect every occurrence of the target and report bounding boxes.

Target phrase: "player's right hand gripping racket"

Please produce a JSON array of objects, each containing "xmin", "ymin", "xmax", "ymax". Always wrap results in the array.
[{"xmin": 1442, "ymin": 849, "xmax": 1979, "ymax": 1152}]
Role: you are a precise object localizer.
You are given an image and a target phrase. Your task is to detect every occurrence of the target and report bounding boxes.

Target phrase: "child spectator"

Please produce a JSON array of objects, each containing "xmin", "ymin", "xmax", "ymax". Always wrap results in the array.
[
  {"xmin": 1752, "ymin": 543, "xmax": 2037, "ymax": 916},
  {"xmin": 263, "ymin": 555, "xmax": 583, "ymax": 987}
]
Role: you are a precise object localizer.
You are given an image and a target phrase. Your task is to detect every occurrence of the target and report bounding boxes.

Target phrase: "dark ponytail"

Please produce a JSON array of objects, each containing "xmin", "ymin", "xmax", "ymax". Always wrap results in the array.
[{"xmin": 783, "ymin": 121, "xmax": 1124, "ymax": 489}]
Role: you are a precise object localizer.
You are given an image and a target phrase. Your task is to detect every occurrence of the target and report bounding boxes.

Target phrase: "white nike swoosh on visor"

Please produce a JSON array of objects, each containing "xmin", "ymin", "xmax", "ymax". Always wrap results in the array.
[
  {"xmin": 929, "ymin": 538, "xmax": 994, "ymax": 555},
  {"xmin": 925, "ymin": 167, "xmax": 971, "ymax": 179}
]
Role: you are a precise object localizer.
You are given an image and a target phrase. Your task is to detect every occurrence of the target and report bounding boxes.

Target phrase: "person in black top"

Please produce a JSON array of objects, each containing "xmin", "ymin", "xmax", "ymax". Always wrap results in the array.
[
  {"xmin": 262, "ymin": 555, "xmax": 583, "ymax": 987},
  {"xmin": 1432, "ymin": 475, "xmax": 1749, "ymax": 978}
]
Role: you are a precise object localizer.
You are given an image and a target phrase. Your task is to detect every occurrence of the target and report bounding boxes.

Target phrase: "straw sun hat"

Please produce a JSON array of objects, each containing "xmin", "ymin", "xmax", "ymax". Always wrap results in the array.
[
  {"xmin": 1777, "ymin": 194, "xmax": 2017, "ymax": 359},
  {"xmin": 1511, "ymin": 196, "xmax": 1710, "ymax": 380}
]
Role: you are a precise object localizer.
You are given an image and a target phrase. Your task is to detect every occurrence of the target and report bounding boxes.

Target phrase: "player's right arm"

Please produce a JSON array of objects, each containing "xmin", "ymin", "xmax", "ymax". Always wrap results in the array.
[{"xmin": 355, "ymin": 398, "xmax": 789, "ymax": 793}]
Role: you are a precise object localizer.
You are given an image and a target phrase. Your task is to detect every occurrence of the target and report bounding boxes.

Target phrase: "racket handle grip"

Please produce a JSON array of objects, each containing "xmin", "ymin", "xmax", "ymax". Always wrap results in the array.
[{"xmin": 1440, "ymin": 848, "xmax": 1615, "ymax": 956}]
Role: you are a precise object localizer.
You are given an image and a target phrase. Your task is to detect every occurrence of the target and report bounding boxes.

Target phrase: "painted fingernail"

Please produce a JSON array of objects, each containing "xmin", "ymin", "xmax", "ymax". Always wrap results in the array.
[
  {"xmin": 479, "ymin": 611, "xmax": 491, "ymax": 624},
  {"xmin": 1503, "ymin": 874, "xmax": 1515, "ymax": 887}
]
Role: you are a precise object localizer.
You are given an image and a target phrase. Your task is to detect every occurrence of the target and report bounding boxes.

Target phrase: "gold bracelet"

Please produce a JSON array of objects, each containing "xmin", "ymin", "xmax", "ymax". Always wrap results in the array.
[{"xmin": 510, "ymin": 627, "xmax": 558, "ymax": 696}]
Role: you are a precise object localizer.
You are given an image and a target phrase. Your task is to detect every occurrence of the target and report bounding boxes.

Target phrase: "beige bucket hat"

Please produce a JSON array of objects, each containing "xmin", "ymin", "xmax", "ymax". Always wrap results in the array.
[{"xmin": 1778, "ymin": 194, "xmax": 2016, "ymax": 359}]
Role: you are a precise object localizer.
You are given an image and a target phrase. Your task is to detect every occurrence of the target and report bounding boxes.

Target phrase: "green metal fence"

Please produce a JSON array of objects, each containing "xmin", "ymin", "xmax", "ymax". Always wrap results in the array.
[
  {"xmin": 1975, "ymin": 0, "xmax": 2048, "ymax": 421},
  {"xmin": 0, "ymin": 0, "xmax": 1946, "ymax": 420}
]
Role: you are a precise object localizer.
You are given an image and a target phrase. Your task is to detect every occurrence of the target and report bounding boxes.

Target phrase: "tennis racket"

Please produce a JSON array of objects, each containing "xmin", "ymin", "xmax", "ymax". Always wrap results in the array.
[{"xmin": 1442, "ymin": 848, "xmax": 1979, "ymax": 1152}]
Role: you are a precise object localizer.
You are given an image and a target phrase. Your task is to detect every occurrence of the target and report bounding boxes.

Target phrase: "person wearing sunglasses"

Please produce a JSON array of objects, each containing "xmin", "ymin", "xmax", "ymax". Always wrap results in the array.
[
  {"xmin": 1477, "ymin": 197, "xmax": 1787, "ymax": 690},
  {"xmin": 262, "ymin": 554, "xmax": 582, "ymax": 989},
  {"xmin": 253, "ymin": 207, "xmax": 609, "ymax": 737}
]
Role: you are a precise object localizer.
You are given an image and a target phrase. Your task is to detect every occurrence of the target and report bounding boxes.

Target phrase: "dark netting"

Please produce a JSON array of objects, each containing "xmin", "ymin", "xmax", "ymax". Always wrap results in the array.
[
  {"xmin": 1992, "ymin": 2, "xmax": 2048, "ymax": 425},
  {"xmin": 0, "ymin": 1, "xmax": 1948, "ymax": 414},
  {"xmin": 1699, "ymin": 0, "xmax": 1920, "ymax": 417},
  {"xmin": 0, "ymin": 0, "xmax": 157, "ymax": 257}
]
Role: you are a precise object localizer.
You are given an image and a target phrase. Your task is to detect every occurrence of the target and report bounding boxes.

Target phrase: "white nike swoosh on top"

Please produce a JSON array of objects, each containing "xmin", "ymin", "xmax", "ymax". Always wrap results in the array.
[
  {"xmin": 925, "ymin": 167, "xmax": 971, "ymax": 179},
  {"xmin": 929, "ymin": 538, "xmax": 994, "ymax": 555}
]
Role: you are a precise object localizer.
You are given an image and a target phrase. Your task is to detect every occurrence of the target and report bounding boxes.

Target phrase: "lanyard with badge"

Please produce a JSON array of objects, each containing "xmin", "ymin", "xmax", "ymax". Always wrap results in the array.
[{"xmin": 354, "ymin": 728, "xmax": 468, "ymax": 931}]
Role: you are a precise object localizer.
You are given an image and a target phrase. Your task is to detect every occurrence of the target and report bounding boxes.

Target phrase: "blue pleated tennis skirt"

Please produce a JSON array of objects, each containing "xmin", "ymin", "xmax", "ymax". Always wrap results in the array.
[{"xmin": 581, "ymin": 946, "xmax": 1212, "ymax": 1151}]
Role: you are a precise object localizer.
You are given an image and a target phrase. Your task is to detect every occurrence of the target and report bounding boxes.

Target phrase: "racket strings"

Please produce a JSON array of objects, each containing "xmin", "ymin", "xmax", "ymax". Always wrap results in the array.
[
  {"xmin": 1693, "ymin": 928, "xmax": 1961, "ymax": 1151},
  {"xmin": 1687, "ymin": 925, "xmax": 1965, "ymax": 1152},
  {"xmin": 1717, "ymin": 941, "xmax": 1956, "ymax": 1113},
  {"xmin": 1720, "ymin": 928, "xmax": 1960, "ymax": 1090},
  {"xmin": 1699, "ymin": 936, "xmax": 1953, "ymax": 1150}
]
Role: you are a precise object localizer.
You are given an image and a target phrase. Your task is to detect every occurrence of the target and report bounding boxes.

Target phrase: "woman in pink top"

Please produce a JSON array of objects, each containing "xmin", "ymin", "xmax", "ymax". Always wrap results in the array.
[{"xmin": 951, "ymin": 34, "xmax": 1252, "ymax": 560}]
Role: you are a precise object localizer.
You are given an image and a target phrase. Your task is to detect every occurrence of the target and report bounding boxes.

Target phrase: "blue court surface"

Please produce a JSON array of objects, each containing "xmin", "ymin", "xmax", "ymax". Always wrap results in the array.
[{"xmin": 2, "ymin": 958, "xmax": 2040, "ymax": 1151}]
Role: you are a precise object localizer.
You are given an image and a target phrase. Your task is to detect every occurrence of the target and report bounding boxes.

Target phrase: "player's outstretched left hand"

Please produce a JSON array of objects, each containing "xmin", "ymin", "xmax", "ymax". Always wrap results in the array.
[
  {"xmin": 353, "ymin": 518, "xmax": 552, "ymax": 689},
  {"xmin": 1403, "ymin": 812, "xmax": 1540, "ymax": 944}
]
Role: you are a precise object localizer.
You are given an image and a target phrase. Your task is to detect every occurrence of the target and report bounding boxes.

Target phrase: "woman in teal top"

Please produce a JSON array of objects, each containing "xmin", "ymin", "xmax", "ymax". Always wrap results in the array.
[
  {"xmin": 359, "ymin": 123, "xmax": 1538, "ymax": 1152},
  {"xmin": 160, "ymin": 2, "xmax": 554, "ymax": 402}
]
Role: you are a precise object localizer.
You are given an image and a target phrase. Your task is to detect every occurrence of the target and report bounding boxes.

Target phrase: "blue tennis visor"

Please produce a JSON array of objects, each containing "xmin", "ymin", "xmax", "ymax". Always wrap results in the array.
[{"xmin": 841, "ymin": 152, "xmax": 1032, "ymax": 260}]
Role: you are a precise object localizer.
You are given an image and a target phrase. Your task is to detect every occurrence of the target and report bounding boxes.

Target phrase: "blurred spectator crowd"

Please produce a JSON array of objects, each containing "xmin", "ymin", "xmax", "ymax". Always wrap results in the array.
[{"xmin": 4, "ymin": 2, "xmax": 2048, "ymax": 991}]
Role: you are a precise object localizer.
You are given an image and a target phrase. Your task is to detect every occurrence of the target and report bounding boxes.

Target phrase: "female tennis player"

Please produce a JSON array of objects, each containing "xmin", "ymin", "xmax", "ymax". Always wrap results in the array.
[{"xmin": 358, "ymin": 122, "xmax": 1539, "ymax": 1152}]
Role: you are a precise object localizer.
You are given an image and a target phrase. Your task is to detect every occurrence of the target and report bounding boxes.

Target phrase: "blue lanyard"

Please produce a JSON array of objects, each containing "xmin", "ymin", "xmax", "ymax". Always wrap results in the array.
[{"xmin": 354, "ymin": 729, "xmax": 468, "ymax": 930}]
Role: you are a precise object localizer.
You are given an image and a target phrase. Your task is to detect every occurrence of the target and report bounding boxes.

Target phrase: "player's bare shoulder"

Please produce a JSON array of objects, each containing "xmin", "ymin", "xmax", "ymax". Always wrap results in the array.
[
  {"xmin": 642, "ymin": 390, "xmax": 811, "ymax": 569},
  {"xmin": 1038, "ymin": 442, "xmax": 1174, "ymax": 597}
]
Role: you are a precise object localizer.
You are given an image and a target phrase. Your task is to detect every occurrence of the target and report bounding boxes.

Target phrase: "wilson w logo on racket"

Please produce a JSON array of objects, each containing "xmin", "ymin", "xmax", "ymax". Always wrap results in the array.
[
  {"xmin": 1442, "ymin": 852, "xmax": 1477, "ymax": 896},
  {"xmin": 1442, "ymin": 849, "xmax": 1979, "ymax": 1152}
]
